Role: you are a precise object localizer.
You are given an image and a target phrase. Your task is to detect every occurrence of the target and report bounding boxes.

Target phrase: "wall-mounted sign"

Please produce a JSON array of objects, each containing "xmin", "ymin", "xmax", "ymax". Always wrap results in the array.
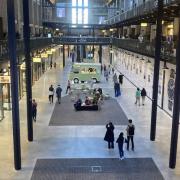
[
  {"xmin": 33, "ymin": 57, "xmax": 41, "ymax": 63},
  {"xmin": 41, "ymin": 53, "xmax": 48, "ymax": 58},
  {"xmin": 51, "ymin": 48, "xmax": 56, "ymax": 52},
  {"xmin": 0, "ymin": 76, "xmax": 11, "ymax": 84},
  {"xmin": 47, "ymin": 50, "xmax": 52, "ymax": 55}
]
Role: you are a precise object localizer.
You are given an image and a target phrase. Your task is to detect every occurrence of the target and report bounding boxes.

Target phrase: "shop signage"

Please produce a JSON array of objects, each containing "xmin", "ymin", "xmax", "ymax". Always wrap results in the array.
[
  {"xmin": 41, "ymin": 53, "xmax": 48, "ymax": 58},
  {"xmin": 0, "ymin": 76, "xmax": 11, "ymax": 84},
  {"xmin": 47, "ymin": 50, "xmax": 52, "ymax": 55},
  {"xmin": 33, "ymin": 57, "xmax": 41, "ymax": 63},
  {"xmin": 51, "ymin": 48, "xmax": 56, "ymax": 52}
]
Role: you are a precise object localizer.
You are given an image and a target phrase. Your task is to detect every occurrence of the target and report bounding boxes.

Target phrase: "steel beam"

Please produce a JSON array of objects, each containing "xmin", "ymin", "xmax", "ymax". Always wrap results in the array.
[
  {"xmin": 99, "ymin": 45, "xmax": 102, "ymax": 64},
  {"xmin": 7, "ymin": 0, "xmax": 21, "ymax": 170},
  {"xmin": 22, "ymin": 0, "xmax": 33, "ymax": 141},
  {"xmin": 169, "ymin": 16, "xmax": 180, "ymax": 169},
  {"xmin": 63, "ymin": 45, "xmax": 65, "ymax": 67},
  {"xmin": 150, "ymin": 0, "xmax": 163, "ymax": 141}
]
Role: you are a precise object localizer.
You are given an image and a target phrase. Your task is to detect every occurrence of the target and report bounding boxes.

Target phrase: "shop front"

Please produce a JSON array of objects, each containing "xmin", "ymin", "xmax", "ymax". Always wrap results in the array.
[{"xmin": 0, "ymin": 68, "xmax": 11, "ymax": 121}]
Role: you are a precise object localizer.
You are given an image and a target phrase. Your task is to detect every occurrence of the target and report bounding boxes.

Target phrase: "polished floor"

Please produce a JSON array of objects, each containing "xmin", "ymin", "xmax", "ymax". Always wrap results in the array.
[{"xmin": 0, "ymin": 56, "xmax": 180, "ymax": 180}]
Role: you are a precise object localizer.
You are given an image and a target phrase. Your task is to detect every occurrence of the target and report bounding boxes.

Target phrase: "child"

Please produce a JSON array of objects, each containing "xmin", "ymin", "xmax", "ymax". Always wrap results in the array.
[{"xmin": 116, "ymin": 132, "xmax": 125, "ymax": 160}]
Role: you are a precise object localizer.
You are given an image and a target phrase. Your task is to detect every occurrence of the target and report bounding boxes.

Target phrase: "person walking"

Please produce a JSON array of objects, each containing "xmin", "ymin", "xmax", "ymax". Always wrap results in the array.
[
  {"xmin": 116, "ymin": 83, "xmax": 121, "ymax": 97},
  {"xmin": 50, "ymin": 61, "xmax": 53, "ymax": 69},
  {"xmin": 103, "ymin": 64, "xmax": 106, "ymax": 72},
  {"xmin": 112, "ymin": 67, "xmax": 115, "ymax": 74},
  {"xmin": 32, "ymin": 99, "xmax": 37, "ymax": 122},
  {"xmin": 126, "ymin": 119, "xmax": 135, "ymax": 151},
  {"xmin": 54, "ymin": 62, "xmax": 56, "ymax": 69},
  {"xmin": 141, "ymin": 88, "xmax": 147, "ymax": 105},
  {"xmin": 104, "ymin": 122, "xmax": 115, "ymax": 149},
  {"xmin": 49, "ymin": 85, "xmax": 54, "ymax": 104},
  {"xmin": 56, "ymin": 85, "xmax": 62, "ymax": 104},
  {"xmin": 101, "ymin": 64, "xmax": 103, "ymax": 74},
  {"xmin": 66, "ymin": 80, "xmax": 71, "ymax": 94},
  {"xmin": 108, "ymin": 65, "xmax": 111, "ymax": 74},
  {"xmin": 135, "ymin": 88, "xmax": 141, "ymax": 106},
  {"xmin": 116, "ymin": 132, "xmax": 125, "ymax": 160},
  {"xmin": 104, "ymin": 70, "xmax": 109, "ymax": 82},
  {"xmin": 113, "ymin": 73, "xmax": 118, "ymax": 84}
]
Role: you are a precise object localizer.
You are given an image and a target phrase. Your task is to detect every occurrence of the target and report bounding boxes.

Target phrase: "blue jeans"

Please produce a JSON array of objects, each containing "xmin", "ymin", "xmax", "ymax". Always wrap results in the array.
[{"xmin": 118, "ymin": 145, "xmax": 124, "ymax": 158}]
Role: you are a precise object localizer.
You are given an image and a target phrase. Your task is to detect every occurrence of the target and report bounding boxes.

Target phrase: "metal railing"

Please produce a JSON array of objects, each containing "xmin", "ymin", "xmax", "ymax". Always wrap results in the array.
[
  {"xmin": 107, "ymin": 0, "xmax": 179, "ymax": 25},
  {"xmin": 53, "ymin": 36, "xmax": 112, "ymax": 45},
  {"xmin": 112, "ymin": 38, "xmax": 176, "ymax": 64},
  {"xmin": 0, "ymin": 37, "xmax": 54, "ymax": 60},
  {"xmin": 0, "ymin": 36, "xmax": 176, "ymax": 64}
]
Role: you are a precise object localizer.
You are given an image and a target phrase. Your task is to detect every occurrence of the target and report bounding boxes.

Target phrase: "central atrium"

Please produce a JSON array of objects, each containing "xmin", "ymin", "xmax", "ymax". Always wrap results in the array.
[{"xmin": 0, "ymin": 0, "xmax": 180, "ymax": 179}]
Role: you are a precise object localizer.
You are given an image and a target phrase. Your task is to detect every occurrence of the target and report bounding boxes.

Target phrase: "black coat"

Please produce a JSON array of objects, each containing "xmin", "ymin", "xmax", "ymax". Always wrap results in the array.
[
  {"xmin": 116, "ymin": 136, "xmax": 124, "ymax": 148},
  {"xmin": 118, "ymin": 75, "xmax": 123, "ymax": 84},
  {"xmin": 104, "ymin": 124, "xmax": 114, "ymax": 142},
  {"xmin": 141, "ymin": 89, "xmax": 147, "ymax": 96}
]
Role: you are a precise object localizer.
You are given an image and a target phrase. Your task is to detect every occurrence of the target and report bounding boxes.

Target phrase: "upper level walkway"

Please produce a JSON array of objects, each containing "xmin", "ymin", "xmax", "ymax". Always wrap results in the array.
[
  {"xmin": 0, "ymin": 37, "xmax": 175, "ymax": 64},
  {"xmin": 0, "ymin": 53, "xmax": 180, "ymax": 179},
  {"xmin": 107, "ymin": 0, "xmax": 179, "ymax": 25}
]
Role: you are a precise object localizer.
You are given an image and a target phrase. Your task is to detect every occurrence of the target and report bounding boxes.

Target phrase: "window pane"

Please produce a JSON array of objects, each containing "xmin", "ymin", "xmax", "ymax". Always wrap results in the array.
[
  {"xmin": 84, "ymin": 0, "xmax": 88, "ymax": 7},
  {"xmin": 78, "ymin": 8, "xmax": 82, "ymax": 24},
  {"xmin": 78, "ymin": 0, "xmax": 82, "ymax": 7},
  {"xmin": 84, "ymin": 8, "xmax": 88, "ymax": 24},
  {"xmin": 72, "ymin": 0, "xmax": 76, "ymax": 6},
  {"xmin": 72, "ymin": 8, "xmax": 77, "ymax": 24}
]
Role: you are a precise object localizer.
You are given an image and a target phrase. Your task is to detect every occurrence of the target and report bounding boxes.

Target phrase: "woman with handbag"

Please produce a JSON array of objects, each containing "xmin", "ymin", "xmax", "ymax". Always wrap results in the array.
[{"xmin": 104, "ymin": 122, "xmax": 115, "ymax": 149}]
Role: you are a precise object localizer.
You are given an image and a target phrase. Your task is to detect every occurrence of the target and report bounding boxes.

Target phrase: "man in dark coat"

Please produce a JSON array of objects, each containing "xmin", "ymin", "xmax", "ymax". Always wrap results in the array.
[
  {"xmin": 56, "ymin": 85, "xmax": 62, "ymax": 104},
  {"xmin": 104, "ymin": 122, "xmax": 115, "ymax": 149}
]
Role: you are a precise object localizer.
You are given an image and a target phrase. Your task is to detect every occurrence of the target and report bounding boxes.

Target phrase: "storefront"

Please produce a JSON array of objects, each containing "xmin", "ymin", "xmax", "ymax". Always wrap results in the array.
[{"xmin": 0, "ymin": 63, "xmax": 11, "ymax": 120}]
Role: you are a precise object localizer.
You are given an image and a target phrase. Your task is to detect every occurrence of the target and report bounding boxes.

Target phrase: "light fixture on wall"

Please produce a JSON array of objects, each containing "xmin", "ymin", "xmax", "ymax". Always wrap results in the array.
[
  {"xmin": 110, "ymin": 50, "xmax": 114, "ymax": 54},
  {"xmin": 141, "ymin": 23, "xmax": 148, "ymax": 27},
  {"xmin": 167, "ymin": 24, "xmax": 173, "ymax": 29}
]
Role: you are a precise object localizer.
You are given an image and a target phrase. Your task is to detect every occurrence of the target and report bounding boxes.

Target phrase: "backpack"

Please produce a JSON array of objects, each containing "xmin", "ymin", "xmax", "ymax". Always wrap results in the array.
[{"xmin": 128, "ymin": 125, "xmax": 134, "ymax": 135}]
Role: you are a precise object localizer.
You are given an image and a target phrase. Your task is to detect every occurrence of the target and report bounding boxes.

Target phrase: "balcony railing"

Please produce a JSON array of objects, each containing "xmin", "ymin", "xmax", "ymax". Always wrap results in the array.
[
  {"xmin": 107, "ymin": 0, "xmax": 179, "ymax": 25},
  {"xmin": 0, "ymin": 36, "xmax": 176, "ymax": 64},
  {"xmin": 53, "ymin": 36, "xmax": 112, "ymax": 45},
  {"xmin": 112, "ymin": 38, "xmax": 176, "ymax": 64},
  {"xmin": 0, "ymin": 37, "xmax": 54, "ymax": 60}
]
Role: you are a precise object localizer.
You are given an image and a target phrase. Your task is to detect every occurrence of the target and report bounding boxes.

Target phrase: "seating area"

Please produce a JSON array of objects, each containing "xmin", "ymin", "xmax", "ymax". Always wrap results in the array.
[
  {"xmin": 74, "ymin": 104, "xmax": 99, "ymax": 111},
  {"xmin": 71, "ymin": 83, "xmax": 105, "ymax": 111}
]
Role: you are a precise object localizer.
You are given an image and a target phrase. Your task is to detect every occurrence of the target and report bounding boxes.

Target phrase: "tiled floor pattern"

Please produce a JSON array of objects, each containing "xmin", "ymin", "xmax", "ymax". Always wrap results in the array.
[{"xmin": 31, "ymin": 158, "xmax": 164, "ymax": 180}]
